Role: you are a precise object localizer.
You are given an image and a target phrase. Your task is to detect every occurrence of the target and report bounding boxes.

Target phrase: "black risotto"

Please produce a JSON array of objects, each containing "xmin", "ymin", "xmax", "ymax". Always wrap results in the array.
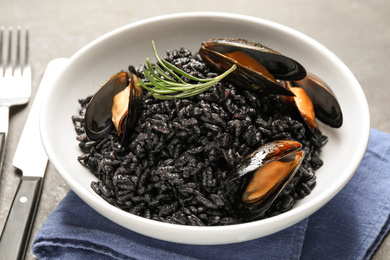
[{"xmin": 72, "ymin": 47, "xmax": 324, "ymax": 226}]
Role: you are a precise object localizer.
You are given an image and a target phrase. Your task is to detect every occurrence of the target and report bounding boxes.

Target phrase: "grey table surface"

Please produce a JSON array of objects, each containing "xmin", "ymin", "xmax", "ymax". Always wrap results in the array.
[{"xmin": 1, "ymin": 0, "xmax": 389, "ymax": 259}]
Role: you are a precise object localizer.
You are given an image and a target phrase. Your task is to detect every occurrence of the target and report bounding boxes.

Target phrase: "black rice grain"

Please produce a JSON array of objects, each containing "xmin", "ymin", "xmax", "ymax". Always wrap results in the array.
[{"xmin": 73, "ymin": 47, "xmax": 326, "ymax": 226}]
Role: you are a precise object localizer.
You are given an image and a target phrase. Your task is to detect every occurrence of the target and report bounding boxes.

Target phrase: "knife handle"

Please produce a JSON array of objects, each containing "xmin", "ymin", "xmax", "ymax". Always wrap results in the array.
[{"xmin": 0, "ymin": 176, "xmax": 43, "ymax": 260}]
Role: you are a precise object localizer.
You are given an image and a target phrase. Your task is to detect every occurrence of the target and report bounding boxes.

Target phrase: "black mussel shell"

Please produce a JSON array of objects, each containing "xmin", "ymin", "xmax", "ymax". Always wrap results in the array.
[
  {"xmin": 118, "ymin": 66, "xmax": 144, "ymax": 143},
  {"xmin": 84, "ymin": 67, "xmax": 144, "ymax": 142},
  {"xmin": 291, "ymin": 73, "xmax": 343, "ymax": 128},
  {"xmin": 227, "ymin": 140, "xmax": 303, "ymax": 182},
  {"xmin": 84, "ymin": 71, "xmax": 129, "ymax": 140},
  {"xmin": 199, "ymin": 47, "xmax": 294, "ymax": 96},
  {"xmin": 236, "ymin": 149, "xmax": 305, "ymax": 220},
  {"xmin": 280, "ymin": 81, "xmax": 324, "ymax": 142},
  {"xmin": 201, "ymin": 38, "xmax": 307, "ymax": 81}
]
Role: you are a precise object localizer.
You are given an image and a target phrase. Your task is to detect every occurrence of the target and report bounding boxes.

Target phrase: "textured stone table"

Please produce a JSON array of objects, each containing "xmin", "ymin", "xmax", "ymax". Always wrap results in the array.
[{"xmin": 0, "ymin": 0, "xmax": 389, "ymax": 259}]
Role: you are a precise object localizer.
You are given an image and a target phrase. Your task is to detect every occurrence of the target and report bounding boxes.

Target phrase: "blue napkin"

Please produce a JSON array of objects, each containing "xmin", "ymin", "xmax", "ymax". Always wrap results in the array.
[{"xmin": 32, "ymin": 128, "xmax": 390, "ymax": 260}]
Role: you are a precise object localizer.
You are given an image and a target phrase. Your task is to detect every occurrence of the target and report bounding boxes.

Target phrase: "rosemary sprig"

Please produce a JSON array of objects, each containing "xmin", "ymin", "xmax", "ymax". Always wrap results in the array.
[{"xmin": 138, "ymin": 41, "xmax": 236, "ymax": 100}]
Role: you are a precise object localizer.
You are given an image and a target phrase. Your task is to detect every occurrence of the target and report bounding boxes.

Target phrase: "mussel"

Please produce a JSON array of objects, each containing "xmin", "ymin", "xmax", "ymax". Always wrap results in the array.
[
  {"xmin": 227, "ymin": 140, "xmax": 305, "ymax": 220},
  {"xmin": 199, "ymin": 38, "xmax": 307, "ymax": 96},
  {"xmin": 280, "ymin": 81, "xmax": 323, "ymax": 141},
  {"xmin": 199, "ymin": 38, "xmax": 342, "ymax": 138},
  {"xmin": 84, "ymin": 67, "xmax": 144, "ymax": 141},
  {"xmin": 279, "ymin": 72, "xmax": 343, "ymax": 143},
  {"xmin": 290, "ymin": 73, "xmax": 343, "ymax": 128}
]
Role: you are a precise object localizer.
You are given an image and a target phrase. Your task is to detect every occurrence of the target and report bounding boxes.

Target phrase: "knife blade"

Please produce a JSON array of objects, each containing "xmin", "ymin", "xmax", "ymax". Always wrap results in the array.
[{"xmin": 0, "ymin": 58, "xmax": 69, "ymax": 260}]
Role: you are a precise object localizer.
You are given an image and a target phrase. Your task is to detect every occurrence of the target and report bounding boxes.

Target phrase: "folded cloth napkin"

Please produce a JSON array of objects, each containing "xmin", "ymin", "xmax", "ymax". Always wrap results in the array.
[{"xmin": 32, "ymin": 128, "xmax": 390, "ymax": 260}]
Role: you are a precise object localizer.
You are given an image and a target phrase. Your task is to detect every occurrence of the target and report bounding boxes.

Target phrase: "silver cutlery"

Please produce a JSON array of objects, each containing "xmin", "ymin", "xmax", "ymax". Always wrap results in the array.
[
  {"xmin": 0, "ymin": 58, "xmax": 68, "ymax": 260},
  {"xmin": 0, "ymin": 26, "xmax": 31, "ymax": 180}
]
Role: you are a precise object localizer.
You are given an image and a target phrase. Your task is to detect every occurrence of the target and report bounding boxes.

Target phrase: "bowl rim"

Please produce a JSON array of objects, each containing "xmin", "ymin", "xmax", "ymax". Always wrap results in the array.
[{"xmin": 40, "ymin": 12, "xmax": 371, "ymax": 244}]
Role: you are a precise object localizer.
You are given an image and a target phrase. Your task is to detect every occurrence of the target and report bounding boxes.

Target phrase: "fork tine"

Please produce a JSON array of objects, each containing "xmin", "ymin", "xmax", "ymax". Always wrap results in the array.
[
  {"xmin": 0, "ymin": 26, "xmax": 30, "ymax": 79},
  {"xmin": 14, "ymin": 26, "xmax": 22, "ymax": 77},
  {"xmin": 4, "ymin": 26, "xmax": 13, "ymax": 77},
  {"xmin": 23, "ymin": 28, "xmax": 30, "ymax": 77},
  {"xmin": 0, "ymin": 27, "xmax": 3, "ymax": 76}
]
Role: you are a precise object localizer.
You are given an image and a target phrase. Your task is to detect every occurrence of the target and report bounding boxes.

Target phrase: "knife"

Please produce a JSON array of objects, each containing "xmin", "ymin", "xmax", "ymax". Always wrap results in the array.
[{"xmin": 0, "ymin": 58, "xmax": 68, "ymax": 260}]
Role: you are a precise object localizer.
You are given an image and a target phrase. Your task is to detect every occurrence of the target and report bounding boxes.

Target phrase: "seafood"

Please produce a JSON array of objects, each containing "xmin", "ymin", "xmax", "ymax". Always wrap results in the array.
[
  {"xmin": 291, "ymin": 73, "xmax": 343, "ymax": 128},
  {"xmin": 84, "ymin": 67, "xmax": 144, "ymax": 141},
  {"xmin": 199, "ymin": 38, "xmax": 306, "ymax": 96},
  {"xmin": 227, "ymin": 140, "xmax": 305, "ymax": 220},
  {"xmin": 280, "ymin": 73, "xmax": 343, "ymax": 143},
  {"xmin": 199, "ymin": 38, "xmax": 342, "ymax": 138},
  {"xmin": 280, "ymin": 80, "xmax": 324, "ymax": 141}
]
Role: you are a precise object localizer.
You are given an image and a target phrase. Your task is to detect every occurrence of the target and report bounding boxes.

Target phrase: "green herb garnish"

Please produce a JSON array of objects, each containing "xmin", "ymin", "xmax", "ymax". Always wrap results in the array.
[{"xmin": 138, "ymin": 41, "xmax": 236, "ymax": 100}]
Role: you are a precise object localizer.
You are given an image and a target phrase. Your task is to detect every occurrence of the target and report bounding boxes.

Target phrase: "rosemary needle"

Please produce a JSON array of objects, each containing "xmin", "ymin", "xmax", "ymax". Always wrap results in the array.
[{"xmin": 138, "ymin": 41, "xmax": 236, "ymax": 100}]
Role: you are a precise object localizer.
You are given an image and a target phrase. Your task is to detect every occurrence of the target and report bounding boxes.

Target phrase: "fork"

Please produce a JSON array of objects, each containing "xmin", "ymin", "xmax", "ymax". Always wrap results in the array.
[{"xmin": 0, "ymin": 26, "xmax": 31, "ymax": 178}]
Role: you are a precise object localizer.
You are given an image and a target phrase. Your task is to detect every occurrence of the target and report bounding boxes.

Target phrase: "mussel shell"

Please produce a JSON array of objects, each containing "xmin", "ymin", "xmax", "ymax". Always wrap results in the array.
[
  {"xmin": 236, "ymin": 149, "xmax": 305, "ymax": 220},
  {"xmin": 84, "ymin": 71, "xmax": 129, "ymax": 140},
  {"xmin": 201, "ymin": 38, "xmax": 307, "ymax": 80},
  {"xmin": 291, "ymin": 73, "xmax": 343, "ymax": 128},
  {"xmin": 199, "ymin": 47, "xmax": 294, "ymax": 96},
  {"xmin": 84, "ymin": 68, "xmax": 144, "ymax": 141},
  {"xmin": 118, "ymin": 66, "xmax": 144, "ymax": 143},
  {"xmin": 280, "ymin": 81, "xmax": 324, "ymax": 142},
  {"xmin": 227, "ymin": 140, "xmax": 303, "ymax": 182}
]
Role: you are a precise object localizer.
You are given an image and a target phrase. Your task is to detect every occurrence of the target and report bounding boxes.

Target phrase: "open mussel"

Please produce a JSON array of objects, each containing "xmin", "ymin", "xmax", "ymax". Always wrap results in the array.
[
  {"xmin": 227, "ymin": 140, "xmax": 305, "ymax": 220},
  {"xmin": 84, "ymin": 66, "xmax": 144, "ymax": 142},
  {"xmin": 279, "ymin": 72, "xmax": 342, "ymax": 144},
  {"xmin": 199, "ymin": 38, "xmax": 307, "ymax": 96},
  {"xmin": 291, "ymin": 73, "xmax": 343, "ymax": 128},
  {"xmin": 280, "ymin": 81, "xmax": 324, "ymax": 141}
]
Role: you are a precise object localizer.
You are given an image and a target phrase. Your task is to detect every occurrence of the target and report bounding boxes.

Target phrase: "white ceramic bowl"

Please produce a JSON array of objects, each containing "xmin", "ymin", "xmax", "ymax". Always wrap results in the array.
[{"xmin": 40, "ymin": 12, "xmax": 370, "ymax": 245}]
